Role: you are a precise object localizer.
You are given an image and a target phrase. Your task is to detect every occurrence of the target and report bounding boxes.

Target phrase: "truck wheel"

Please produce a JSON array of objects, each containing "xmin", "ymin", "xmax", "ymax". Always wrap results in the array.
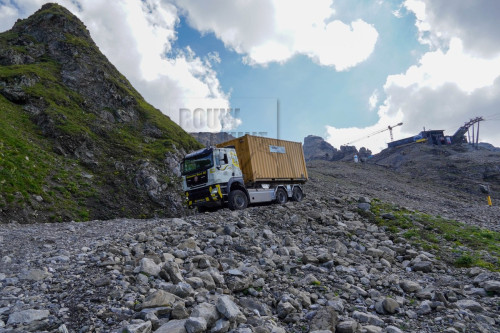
[
  {"xmin": 228, "ymin": 189, "xmax": 248, "ymax": 210},
  {"xmin": 292, "ymin": 187, "xmax": 303, "ymax": 202},
  {"xmin": 275, "ymin": 188, "xmax": 288, "ymax": 204}
]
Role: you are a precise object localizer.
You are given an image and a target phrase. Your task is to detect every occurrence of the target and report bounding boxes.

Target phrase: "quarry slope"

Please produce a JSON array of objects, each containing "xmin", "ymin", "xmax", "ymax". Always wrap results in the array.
[{"xmin": 1, "ymin": 151, "xmax": 499, "ymax": 332}]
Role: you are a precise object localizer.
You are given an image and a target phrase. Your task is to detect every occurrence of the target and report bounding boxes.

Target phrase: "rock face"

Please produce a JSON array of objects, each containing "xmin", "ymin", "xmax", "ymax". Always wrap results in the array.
[
  {"xmin": 303, "ymin": 135, "xmax": 337, "ymax": 161},
  {"xmin": 303, "ymin": 135, "xmax": 371, "ymax": 162},
  {"xmin": 370, "ymin": 143, "xmax": 500, "ymax": 196},
  {"xmin": 190, "ymin": 132, "xmax": 236, "ymax": 147},
  {"xmin": 0, "ymin": 3, "xmax": 201, "ymax": 223}
]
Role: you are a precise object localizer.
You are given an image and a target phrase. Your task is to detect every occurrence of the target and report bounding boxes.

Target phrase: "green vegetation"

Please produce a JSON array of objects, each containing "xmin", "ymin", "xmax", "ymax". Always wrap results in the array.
[
  {"xmin": 0, "ymin": 3, "xmax": 202, "ymax": 223},
  {"xmin": 369, "ymin": 199, "xmax": 500, "ymax": 271}
]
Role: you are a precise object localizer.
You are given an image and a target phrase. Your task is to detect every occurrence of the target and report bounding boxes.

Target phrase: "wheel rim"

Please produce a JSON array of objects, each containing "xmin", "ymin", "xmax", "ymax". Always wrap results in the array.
[{"xmin": 235, "ymin": 194, "xmax": 246, "ymax": 208}]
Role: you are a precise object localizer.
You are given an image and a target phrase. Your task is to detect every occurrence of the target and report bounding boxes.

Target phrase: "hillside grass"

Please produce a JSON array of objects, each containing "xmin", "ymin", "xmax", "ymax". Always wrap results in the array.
[
  {"xmin": 0, "ymin": 6, "xmax": 202, "ymax": 222},
  {"xmin": 367, "ymin": 199, "xmax": 500, "ymax": 271},
  {"xmin": 0, "ymin": 95, "xmax": 96, "ymax": 222}
]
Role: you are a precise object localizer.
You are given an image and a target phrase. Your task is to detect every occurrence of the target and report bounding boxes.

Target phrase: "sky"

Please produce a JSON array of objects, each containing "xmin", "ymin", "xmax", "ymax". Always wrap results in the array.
[{"xmin": 1, "ymin": 0, "xmax": 500, "ymax": 153}]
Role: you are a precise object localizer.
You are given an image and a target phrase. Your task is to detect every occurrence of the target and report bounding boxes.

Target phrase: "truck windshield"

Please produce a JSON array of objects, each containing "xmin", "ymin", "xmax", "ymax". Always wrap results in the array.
[{"xmin": 181, "ymin": 150, "xmax": 214, "ymax": 175}]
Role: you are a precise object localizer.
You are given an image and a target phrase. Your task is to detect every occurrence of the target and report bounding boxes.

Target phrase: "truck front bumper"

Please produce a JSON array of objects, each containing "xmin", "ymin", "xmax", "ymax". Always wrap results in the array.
[{"xmin": 185, "ymin": 184, "xmax": 225, "ymax": 208}]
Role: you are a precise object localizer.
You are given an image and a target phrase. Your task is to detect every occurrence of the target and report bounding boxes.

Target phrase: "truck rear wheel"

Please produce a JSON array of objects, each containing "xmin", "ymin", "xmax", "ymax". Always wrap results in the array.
[
  {"xmin": 292, "ymin": 187, "xmax": 303, "ymax": 202},
  {"xmin": 228, "ymin": 189, "xmax": 248, "ymax": 210},
  {"xmin": 275, "ymin": 188, "xmax": 288, "ymax": 204}
]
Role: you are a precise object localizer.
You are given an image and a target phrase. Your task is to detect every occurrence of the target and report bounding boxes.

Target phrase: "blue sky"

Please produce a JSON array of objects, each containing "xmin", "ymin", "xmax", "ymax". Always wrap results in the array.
[
  {"xmin": 2, "ymin": 0, "xmax": 500, "ymax": 152},
  {"xmin": 172, "ymin": 0, "xmax": 426, "ymax": 143}
]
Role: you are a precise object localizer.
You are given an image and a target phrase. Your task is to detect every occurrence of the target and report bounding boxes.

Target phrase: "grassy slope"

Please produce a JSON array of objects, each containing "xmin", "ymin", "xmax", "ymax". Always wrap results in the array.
[
  {"xmin": 0, "ymin": 4, "xmax": 202, "ymax": 222},
  {"xmin": 368, "ymin": 200, "xmax": 500, "ymax": 271}
]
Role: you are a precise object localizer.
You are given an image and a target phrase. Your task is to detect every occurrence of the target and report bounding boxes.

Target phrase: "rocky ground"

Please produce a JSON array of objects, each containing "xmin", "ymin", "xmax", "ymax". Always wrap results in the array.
[{"xmin": 1, "ymin": 160, "xmax": 500, "ymax": 333}]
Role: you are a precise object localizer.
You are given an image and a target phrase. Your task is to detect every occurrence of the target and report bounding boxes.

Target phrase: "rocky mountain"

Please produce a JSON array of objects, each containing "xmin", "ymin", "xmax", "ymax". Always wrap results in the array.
[
  {"xmin": 190, "ymin": 132, "xmax": 236, "ymax": 147},
  {"xmin": 0, "ymin": 3, "xmax": 201, "ymax": 223},
  {"xmin": 370, "ymin": 143, "xmax": 500, "ymax": 197},
  {"xmin": 303, "ymin": 135, "xmax": 371, "ymax": 162}
]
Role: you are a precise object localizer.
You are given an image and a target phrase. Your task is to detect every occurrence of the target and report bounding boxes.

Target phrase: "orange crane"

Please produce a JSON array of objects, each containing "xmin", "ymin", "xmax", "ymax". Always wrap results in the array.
[{"xmin": 345, "ymin": 122, "xmax": 403, "ymax": 146}]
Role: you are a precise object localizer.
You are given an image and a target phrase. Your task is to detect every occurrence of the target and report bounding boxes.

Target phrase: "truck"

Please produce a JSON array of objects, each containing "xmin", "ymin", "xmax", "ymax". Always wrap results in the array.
[{"xmin": 180, "ymin": 134, "xmax": 308, "ymax": 210}]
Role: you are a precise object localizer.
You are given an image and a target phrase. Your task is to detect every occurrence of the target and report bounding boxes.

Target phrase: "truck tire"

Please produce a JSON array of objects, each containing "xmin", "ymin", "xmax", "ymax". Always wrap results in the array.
[
  {"xmin": 292, "ymin": 187, "xmax": 303, "ymax": 202},
  {"xmin": 228, "ymin": 189, "xmax": 248, "ymax": 210},
  {"xmin": 275, "ymin": 188, "xmax": 288, "ymax": 204}
]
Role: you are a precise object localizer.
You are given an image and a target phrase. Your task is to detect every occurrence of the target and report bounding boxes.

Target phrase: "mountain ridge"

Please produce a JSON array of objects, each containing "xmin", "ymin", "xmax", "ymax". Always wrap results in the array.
[{"xmin": 0, "ymin": 3, "xmax": 201, "ymax": 223}]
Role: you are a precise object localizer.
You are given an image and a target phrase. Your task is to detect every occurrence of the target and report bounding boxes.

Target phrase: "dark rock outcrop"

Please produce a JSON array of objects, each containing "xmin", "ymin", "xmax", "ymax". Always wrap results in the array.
[
  {"xmin": 190, "ymin": 132, "xmax": 236, "ymax": 147},
  {"xmin": 303, "ymin": 135, "xmax": 372, "ymax": 162}
]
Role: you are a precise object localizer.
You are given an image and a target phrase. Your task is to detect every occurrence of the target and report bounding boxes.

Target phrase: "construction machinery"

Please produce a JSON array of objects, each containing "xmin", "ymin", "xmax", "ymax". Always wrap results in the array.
[{"xmin": 346, "ymin": 122, "xmax": 403, "ymax": 146}]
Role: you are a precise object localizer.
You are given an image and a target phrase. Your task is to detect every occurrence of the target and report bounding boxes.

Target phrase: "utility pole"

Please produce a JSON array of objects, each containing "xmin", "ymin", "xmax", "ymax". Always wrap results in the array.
[{"xmin": 476, "ymin": 120, "xmax": 480, "ymax": 148}]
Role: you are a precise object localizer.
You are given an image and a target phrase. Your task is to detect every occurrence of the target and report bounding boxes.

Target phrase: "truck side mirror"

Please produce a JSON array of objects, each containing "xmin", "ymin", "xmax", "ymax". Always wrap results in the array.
[{"xmin": 223, "ymin": 154, "xmax": 229, "ymax": 164}]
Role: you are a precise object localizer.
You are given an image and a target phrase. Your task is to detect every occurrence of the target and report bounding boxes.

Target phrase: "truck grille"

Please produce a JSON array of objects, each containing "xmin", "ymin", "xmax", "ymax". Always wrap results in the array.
[{"xmin": 186, "ymin": 171, "xmax": 208, "ymax": 187}]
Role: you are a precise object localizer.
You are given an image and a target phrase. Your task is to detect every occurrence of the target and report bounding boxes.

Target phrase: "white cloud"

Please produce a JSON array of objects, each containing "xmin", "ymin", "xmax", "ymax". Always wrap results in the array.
[
  {"xmin": 327, "ymin": 0, "xmax": 500, "ymax": 153},
  {"xmin": 1, "ymin": 0, "xmax": 239, "ymax": 132},
  {"xmin": 368, "ymin": 90, "xmax": 378, "ymax": 110},
  {"xmin": 386, "ymin": 38, "xmax": 500, "ymax": 94},
  {"xmin": 176, "ymin": 0, "xmax": 378, "ymax": 71},
  {"xmin": 325, "ymin": 106, "xmax": 404, "ymax": 153},
  {"xmin": 405, "ymin": 0, "xmax": 500, "ymax": 57}
]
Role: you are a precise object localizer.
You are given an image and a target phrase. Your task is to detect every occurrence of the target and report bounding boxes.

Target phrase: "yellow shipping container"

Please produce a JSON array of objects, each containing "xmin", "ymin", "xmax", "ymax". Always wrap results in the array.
[{"xmin": 217, "ymin": 135, "xmax": 308, "ymax": 184}]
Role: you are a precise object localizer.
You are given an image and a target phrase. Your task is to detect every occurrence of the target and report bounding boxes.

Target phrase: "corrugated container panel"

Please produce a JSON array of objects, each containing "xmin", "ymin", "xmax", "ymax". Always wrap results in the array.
[{"xmin": 217, "ymin": 135, "xmax": 308, "ymax": 184}]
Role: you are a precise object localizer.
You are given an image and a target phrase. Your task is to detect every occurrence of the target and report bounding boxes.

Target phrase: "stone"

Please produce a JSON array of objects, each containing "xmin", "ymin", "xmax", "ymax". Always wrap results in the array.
[
  {"xmin": 123, "ymin": 320, "xmax": 152, "ymax": 333},
  {"xmin": 382, "ymin": 298, "xmax": 400, "ymax": 314},
  {"xmin": 309, "ymin": 306, "xmax": 338, "ymax": 332},
  {"xmin": 367, "ymin": 248, "xmax": 384, "ymax": 258},
  {"xmin": 191, "ymin": 302, "xmax": 219, "ymax": 326},
  {"xmin": 171, "ymin": 302, "xmax": 190, "ymax": 319},
  {"xmin": 18, "ymin": 268, "xmax": 51, "ymax": 281},
  {"xmin": 331, "ymin": 239, "xmax": 348, "ymax": 256},
  {"xmin": 456, "ymin": 299, "xmax": 483, "ymax": 312},
  {"xmin": 185, "ymin": 277, "xmax": 204, "ymax": 289},
  {"xmin": 162, "ymin": 282, "xmax": 194, "ymax": 298},
  {"xmin": 483, "ymin": 280, "xmax": 500, "ymax": 293},
  {"xmin": 139, "ymin": 290, "xmax": 177, "ymax": 310},
  {"xmin": 326, "ymin": 299, "xmax": 344, "ymax": 313},
  {"xmin": 358, "ymin": 196, "xmax": 371, "ymax": 203},
  {"xmin": 386, "ymin": 326, "xmax": 403, "ymax": 333},
  {"xmin": 163, "ymin": 261, "xmax": 184, "ymax": 283},
  {"xmin": 363, "ymin": 325, "xmax": 382, "ymax": 333},
  {"xmin": 216, "ymin": 295, "xmax": 243, "ymax": 321},
  {"xmin": 352, "ymin": 311, "xmax": 384, "ymax": 326},
  {"xmin": 178, "ymin": 238, "xmax": 199, "ymax": 251},
  {"xmin": 139, "ymin": 258, "xmax": 161, "ymax": 276},
  {"xmin": 358, "ymin": 203, "xmax": 371, "ymax": 211},
  {"xmin": 155, "ymin": 319, "xmax": 187, "ymax": 333},
  {"xmin": 412, "ymin": 261, "xmax": 433, "ymax": 273},
  {"xmin": 418, "ymin": 300, "xmax": 432, "ymax": 314},
  {"xmin": 400, "ymin": 280, "xmax": 422, "ymax": 293},
  {"xmin": 211, "ymin": 318, "xmax": 230, "ymax": 333},
  {"xmin": 185, "ymin": 317, "xmax": 207, "ymax": 333},
  {"xmin": 277, "ymin": 302, "xmax": 295, "ymax": 319},
  {"xmin": 239, "ymin": 298, "xmax": 272, "ymax": 317},
  {"xmin": 226, "ymin": 274, "xmax": 252, "ymax": 292},
  {"xmin": 197, "ymin": 271, "xmax": 216, "ymax": 290},
  {"xmin": 7, "ymin": 309, "xmax": 50, "ymax": 325},
  {"xmin": 336, "ymin": 320, "xmax": 359, "ymax": 333}
]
